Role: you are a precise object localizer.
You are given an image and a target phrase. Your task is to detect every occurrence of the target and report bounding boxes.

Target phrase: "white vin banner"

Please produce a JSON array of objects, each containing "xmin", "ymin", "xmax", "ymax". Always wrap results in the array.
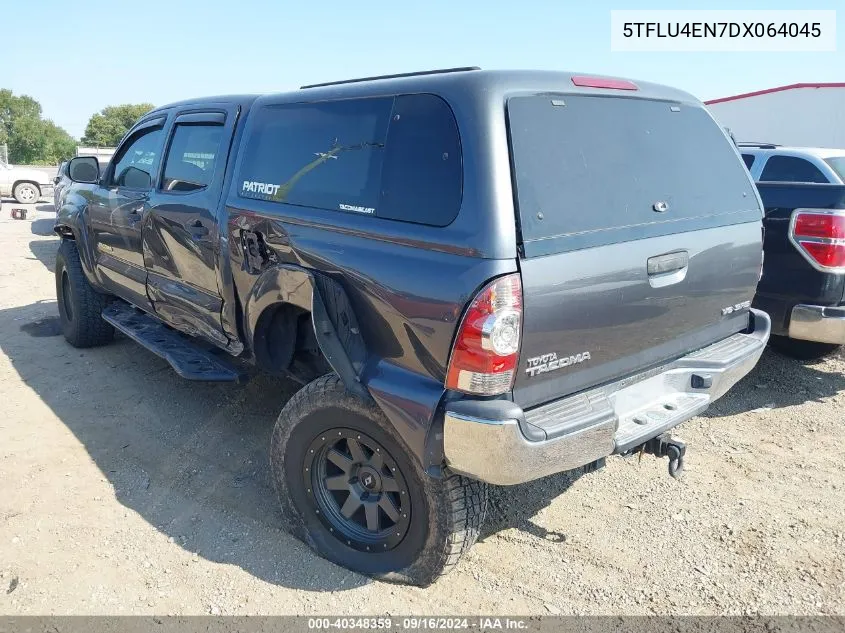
[{"xmin": 611, "ymin": 10, "xmax": 836, "ymax": 52}]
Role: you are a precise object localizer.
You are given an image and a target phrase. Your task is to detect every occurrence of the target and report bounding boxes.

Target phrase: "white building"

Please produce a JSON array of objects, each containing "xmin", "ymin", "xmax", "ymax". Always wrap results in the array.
[
  {"xmin": 706, "ymin": 83, "xmax": 845, "ymax": 149},
  {"xmin": 76, "ymin": 146, "xmax": 115, "ymax": 165}
]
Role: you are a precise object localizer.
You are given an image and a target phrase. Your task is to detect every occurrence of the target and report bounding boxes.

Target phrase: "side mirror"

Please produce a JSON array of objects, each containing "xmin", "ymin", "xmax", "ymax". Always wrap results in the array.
[
  {"xmin": 68, "ymin": 156, "xmax": 100, "ymax": 184},
  {"xmin": 120, "ymin": 166, "xmax": 152, "ymax": 190}
]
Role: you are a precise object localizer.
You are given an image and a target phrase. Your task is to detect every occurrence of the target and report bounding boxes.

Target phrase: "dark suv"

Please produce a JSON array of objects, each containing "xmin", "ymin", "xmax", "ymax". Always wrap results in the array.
[{"xmin": 54, "ymin": 68, "xmax": 770, "ymax": 585}]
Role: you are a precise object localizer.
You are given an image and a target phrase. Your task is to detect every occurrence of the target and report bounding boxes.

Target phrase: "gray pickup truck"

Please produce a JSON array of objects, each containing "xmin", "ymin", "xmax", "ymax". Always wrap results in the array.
[{"xmin": 54, "ymin": 67, "xmax": 770, "ymax": 585}]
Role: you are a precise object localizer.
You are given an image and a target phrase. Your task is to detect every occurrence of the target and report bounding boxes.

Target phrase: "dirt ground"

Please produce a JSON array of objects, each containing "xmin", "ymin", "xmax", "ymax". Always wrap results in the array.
[{"xmin": 0, "ymin": 200, "xmax": 843, "ymax": 616}]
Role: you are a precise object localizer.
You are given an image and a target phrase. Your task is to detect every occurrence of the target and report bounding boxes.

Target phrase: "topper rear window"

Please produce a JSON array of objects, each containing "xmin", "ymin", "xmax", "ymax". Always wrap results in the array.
[{"xmin": 507, "ymin": 95, "xmax": 757, "ymax": 256}]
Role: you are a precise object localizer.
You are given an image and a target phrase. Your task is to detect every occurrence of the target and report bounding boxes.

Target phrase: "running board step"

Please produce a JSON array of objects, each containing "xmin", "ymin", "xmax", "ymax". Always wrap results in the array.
[{"xmin": 102, "ymin": 302, "xmax": 244, "ymax": 382}]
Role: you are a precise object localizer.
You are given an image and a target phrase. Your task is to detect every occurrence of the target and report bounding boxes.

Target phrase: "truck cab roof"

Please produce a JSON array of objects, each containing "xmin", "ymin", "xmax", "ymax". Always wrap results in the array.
[
  {"xmin": 150, "ymin": 68, "xmax": 700, "ymax": 113},
  {"xmin": 148, "ymin": 94, "xmax": 260, "ymax": 115}
]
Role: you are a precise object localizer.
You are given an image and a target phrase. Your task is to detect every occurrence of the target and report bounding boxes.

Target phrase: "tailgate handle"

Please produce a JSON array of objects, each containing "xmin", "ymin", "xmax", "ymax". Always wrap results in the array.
[{"xmin": 647, "ymin": 251, "xmax": 688, "ymax": 276}]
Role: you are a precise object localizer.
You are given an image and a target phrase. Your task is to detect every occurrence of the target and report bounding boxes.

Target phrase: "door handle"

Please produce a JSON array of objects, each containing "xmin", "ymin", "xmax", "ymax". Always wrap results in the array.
[
  {"xmin": 647, "ymin": 251, "xmax": 689, "ymax": 288},
  {"xmin": 647, "ymin": 251, "xmax": 688, "ymax": 275}
]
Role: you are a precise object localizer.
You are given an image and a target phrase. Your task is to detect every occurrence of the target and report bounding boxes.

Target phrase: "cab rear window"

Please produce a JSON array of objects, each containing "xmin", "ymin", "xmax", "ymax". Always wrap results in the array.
[
  {"xmin": 825, "ymin": 157, "xmax": 845, "ymax": 182},
  {"xmin": 237, "ymin": 94, "xmax": 462, "ymax": 227},
  {"xmin": 507, "ymin": 95, "xmax": 758, "ymax": 256}
]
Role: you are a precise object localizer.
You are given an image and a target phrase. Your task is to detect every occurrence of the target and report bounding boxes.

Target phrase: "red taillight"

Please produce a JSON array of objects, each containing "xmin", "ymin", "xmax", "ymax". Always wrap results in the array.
[
  {"xmin": 798, "ymin": 242, "xmax": 845, "ymax": 268},
  {"xmin": 446, "ymin": 274, "xmax": 522, "ymax": 396},
  {"xmin": 790, "ymin": 209, "xmax": 845, "ymax": 272},
  {"xmin": 793, "ymin": 213, "xmax": 845, "ymax": 239},
  {"xmin": 571, "ymin": 75, "xmax": 638, "ymax": 90}
]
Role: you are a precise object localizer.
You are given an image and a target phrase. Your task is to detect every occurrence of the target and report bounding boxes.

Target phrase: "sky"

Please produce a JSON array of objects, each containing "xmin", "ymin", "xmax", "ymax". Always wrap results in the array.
[{"xmin": 3, "ymin": 0, "xmax": 843, "ymax": 140}]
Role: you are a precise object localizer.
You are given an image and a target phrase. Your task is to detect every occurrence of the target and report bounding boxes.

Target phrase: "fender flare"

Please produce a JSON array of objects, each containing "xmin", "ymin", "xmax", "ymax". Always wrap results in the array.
[
  {"xmin": 243, "ymin": 264, "xmax": 370, "ymax": 400},
  {"xmin": 54, "ymin": 199, "xmax": 98, "ymax": 282}
]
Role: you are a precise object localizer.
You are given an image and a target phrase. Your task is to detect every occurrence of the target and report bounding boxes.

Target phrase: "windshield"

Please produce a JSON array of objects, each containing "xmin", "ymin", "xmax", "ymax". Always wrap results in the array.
[{"xmin": 824, "ymin": 157, "xmax": 845, "ymax": 182}]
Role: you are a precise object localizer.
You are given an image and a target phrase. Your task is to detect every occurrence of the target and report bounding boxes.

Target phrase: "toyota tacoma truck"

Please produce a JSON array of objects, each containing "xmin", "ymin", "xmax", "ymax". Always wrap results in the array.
[{"xmin": 53, "ymin": 68, "xmax": 770, "ymax": 586}]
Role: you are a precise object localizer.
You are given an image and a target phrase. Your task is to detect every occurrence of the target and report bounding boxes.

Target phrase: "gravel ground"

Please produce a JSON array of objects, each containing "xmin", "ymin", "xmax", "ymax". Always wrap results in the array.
[{"xmin": 0, "ymin": 201, "xmax": 843, "ymax": 616}]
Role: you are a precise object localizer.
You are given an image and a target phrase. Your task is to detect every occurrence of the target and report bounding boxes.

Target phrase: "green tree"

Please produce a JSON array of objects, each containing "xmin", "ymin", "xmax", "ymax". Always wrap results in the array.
[
  {"xmin": 82, "ymin": 103, "xmax": 155, "ymax": 147},
  {"xmin": 44, "ymin": 121, "xmax": 76, "ymax": 164},
  {"xmin": 0, "ymin": 89, "xmax": 76, "ymax": 164},
  {"xmin": 6, "ymin": 116, "xmax": 45, "ymax": 163},
  {"xmin": 0, "ymin": 89, "xmax": 42, "ymax": 145}
]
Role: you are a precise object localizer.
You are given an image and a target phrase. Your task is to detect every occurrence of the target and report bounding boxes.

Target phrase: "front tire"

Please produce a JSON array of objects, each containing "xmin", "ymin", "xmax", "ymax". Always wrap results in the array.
[
  {"xmin": 770, "ymin": 335, "xmax": 841, "ymax": 360},
  {"xmin": 55, "ymin": 240, "xmax": 115, "ymax": 348},
  {"xmin": 13, "ymin": 182, "xmax": 39, "ymax": 204},
  {"xmin": 270, "ymin": 374, "xmax": 487, "ymax": 586}
]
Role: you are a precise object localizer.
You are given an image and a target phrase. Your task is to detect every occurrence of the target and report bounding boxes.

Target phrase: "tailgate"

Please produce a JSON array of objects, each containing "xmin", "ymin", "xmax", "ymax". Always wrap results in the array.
[{"xmin": 507, "ymin": 93, "xmax": 763, "ymax": 409}]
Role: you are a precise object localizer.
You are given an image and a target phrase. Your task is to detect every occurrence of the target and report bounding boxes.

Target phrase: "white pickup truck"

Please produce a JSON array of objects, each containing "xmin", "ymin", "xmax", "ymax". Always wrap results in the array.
[{"xmin": 0, "ymin": 163, "xmax": 54, "ymax": 204}]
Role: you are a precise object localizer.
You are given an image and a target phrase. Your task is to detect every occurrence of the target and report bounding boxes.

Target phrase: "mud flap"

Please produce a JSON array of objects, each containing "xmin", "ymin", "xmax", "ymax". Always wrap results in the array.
[{"xmin": 310, "ymin": 274, "xmax": 370, "ymax": 401}]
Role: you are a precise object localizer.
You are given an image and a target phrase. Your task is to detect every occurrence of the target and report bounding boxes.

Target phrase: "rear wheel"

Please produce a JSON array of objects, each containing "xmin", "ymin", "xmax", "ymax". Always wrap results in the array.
[
  {"xmin": 55, "ymin": 240, "xmax": 115, "ymax": 348},
  {"xmin": 770, "ymin": 335, "xmax": 841, "ymax": 360},
  {"xmin": 270, "ymin": 374, "xmax": 487, "ymax": 586}
]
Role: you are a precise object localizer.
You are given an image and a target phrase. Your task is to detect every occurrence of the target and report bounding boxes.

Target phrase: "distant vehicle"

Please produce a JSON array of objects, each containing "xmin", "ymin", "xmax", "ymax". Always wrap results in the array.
[
  {"xmin": 53, "ymin": 161, "xmax": 69, "ymax": 209},
  {"xmin": 0, "ymin": 162, "xmax": 54, "ymax": 204},
  {"xmin": 739, "ymin": 144, "xmax": 845, "ymax": 184},
  {"xmin": 755, "ymin": 181, "xmax": 845, "ymax": 359},
  {"xmin": 55, "ymin": 68, "xmax": 769, "ymax": 585}
]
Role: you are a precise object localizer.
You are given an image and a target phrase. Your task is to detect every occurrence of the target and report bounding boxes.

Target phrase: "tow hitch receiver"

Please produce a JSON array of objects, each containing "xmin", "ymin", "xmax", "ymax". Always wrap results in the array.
[{"xmin": 640, "ymin": 433, "xmax": 686, "ymax": 479}]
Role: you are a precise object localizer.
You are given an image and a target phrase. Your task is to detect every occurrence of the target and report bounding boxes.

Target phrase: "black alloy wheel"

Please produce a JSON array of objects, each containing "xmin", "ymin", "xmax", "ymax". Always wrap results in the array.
[
  {"xmin": 304, "ymin": 428, "xmax": 410, "ymax": 552},
  {"xmin": 271, "ymin": 373, "xmax": 488, "ymax": 585}
]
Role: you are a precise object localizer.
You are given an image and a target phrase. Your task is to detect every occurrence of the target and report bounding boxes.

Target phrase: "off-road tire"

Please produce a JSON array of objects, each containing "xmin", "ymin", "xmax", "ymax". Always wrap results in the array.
[
  {"xmin": 55, "ymin": 240, "xmax": 115, "ymax": 348},
  {"xmin": 270, "ymin": 374, "xmax": 487, "ymax": 586},
  {"xmin": 13, "ymin": 182, "xmax": 40, "ymax": 204},
  {"xmin": 770, "ymin": 335, "xmax": 841, "ymax": 361}
]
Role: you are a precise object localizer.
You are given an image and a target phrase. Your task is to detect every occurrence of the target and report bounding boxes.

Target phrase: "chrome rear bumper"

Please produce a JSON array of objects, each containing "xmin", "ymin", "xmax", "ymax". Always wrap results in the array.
[
  {"xmin": 788, "ymin": 304, "xmax": 845, "ymax": 344},
  {"xmin": 443, "ymin": 309, "xmax": 771, "ymax": 485}
]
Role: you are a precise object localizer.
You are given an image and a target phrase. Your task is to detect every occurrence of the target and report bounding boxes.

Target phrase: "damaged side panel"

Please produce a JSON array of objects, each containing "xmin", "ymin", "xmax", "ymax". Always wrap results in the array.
[
  {"xmin": 226, "ymin": 203, "xmax": 516, "ymax": 467},
  {"xmin": 237, "ymin": 246, "xmax": 368, "ymax": 400},
  {"xmin": 310, "ymin": 274, "xmax": 369, "ymax": 400}
]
